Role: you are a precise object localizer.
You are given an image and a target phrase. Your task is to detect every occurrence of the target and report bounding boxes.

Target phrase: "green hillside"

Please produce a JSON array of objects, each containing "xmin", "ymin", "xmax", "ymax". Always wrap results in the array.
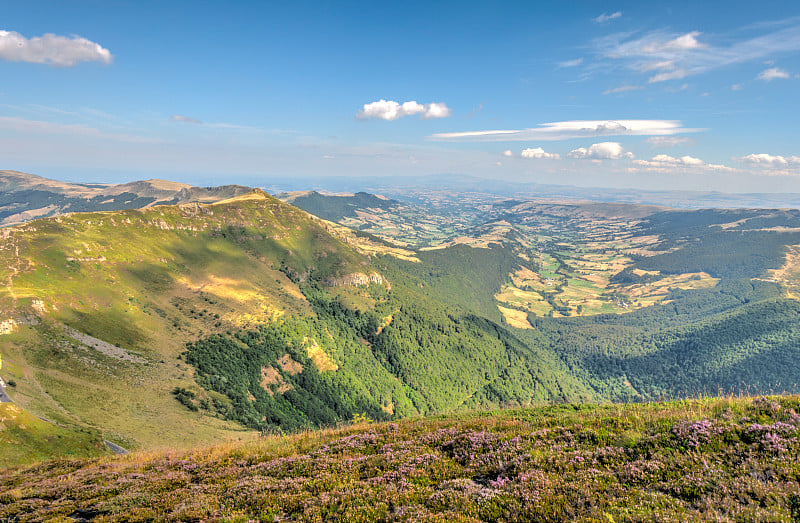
[
  {"xmin": 0, "ymin": 403, "xmax": 109, "ymax": 469},
  {"xmin": 2, "ymin": 395, "xmax": 799, "ymax": 522},
  {"xmin": 0, "ymin": 190, "xmax": 375, "ymax": 452},
  {"xmin": 0, "ymin": 190, "xmax": 586, "ymax": 460},
  {"xmin": 5, "ymin": 186, "xmax": 800, "ymax": 467},
  {"xmin": 280, "ymin": 190, "xmax": 400, "ymax": 222}
]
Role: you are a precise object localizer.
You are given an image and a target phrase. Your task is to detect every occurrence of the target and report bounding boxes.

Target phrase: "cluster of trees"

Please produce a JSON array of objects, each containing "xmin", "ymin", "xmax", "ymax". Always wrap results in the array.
[{"xmin": 183, "ymin": 272, "xmax": 587, "ymax": 432}]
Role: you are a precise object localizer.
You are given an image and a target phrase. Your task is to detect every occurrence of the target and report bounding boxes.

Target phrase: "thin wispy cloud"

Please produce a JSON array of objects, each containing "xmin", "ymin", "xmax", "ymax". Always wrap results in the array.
[
  {"xmin": 645, "ymin": 136, "xmax": 691, "ymax": 147},
  {"xmin": 602, "ymin": 85, "xmax": 642, "ymax": 95},
  {"xmin": 0, "ymin": 30, "xmax": 112, "ymax": 67},
  {"xmin": 594, "ymin": 21, "xmax": 800, "ymax": 83},
  {"xmin": 0, "ymin": 116, "xmax": 159, "ymax": 143},
  {"xmin": 558, "ymin": 58, "xmax": 584, "ymax": 68},
  {"xmin": 429, "ymin": 119, "xmax": 700, "ymax": 142},
  {"xmin": 757, "ymin": 67, "xmax": 791, "ymax": 81},
  {"xmin": 172, "ymin": 115, "xmax": 203, "ymax": 124},
  {"xmin": 356, "ymin": 100, "xmax": 452, "ymax": 120},
  {"xmin": 594, "ymin": 12, "xmax": 622, "ymax": 23}
]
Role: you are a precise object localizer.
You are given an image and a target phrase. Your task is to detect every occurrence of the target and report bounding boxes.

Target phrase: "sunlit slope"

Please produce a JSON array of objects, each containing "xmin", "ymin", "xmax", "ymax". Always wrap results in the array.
[
  {"xmin": 0, "ymin": 403, "xmax": 109, "ymax": 468},
  {"xmin": 0, "ymin": 190, "xmax": 371, "ymax": 450}
]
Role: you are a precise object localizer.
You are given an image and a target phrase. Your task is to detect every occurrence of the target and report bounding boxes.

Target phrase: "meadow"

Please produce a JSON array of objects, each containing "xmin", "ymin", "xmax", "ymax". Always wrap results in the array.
[{"xmin": 1, "ymin": 395, "xmax": 799, "ymax": 521}]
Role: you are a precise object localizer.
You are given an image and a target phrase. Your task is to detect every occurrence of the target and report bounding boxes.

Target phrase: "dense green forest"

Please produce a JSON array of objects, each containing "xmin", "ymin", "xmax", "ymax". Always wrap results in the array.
[
  {"xmin": 184, "ymin": 275, "xmax": 593, "ymax": 432},
  {"xmin": 283, "ymin": 191, "xmax": 399, "ymax": 222},
  {"xmin": 525, "ymin": 280, "xmax": 800, "ymax": 400},
  {"xmin": 173, "ymin": 203, "xmax": 800, "ymax": 433},
  {"xmin": 378, "ymin": 243, "xmax": 530, "ymax": 323}
]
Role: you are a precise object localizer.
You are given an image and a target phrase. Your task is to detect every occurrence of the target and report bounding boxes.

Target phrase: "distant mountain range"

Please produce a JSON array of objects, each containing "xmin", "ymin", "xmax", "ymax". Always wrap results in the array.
[
  {"xmin": 0, "ymin": 170, "xmax": 251, "ymax": 226},
  {"xmin": 263, "ymin": 173, "xmax": 800, "ymax": 210}
]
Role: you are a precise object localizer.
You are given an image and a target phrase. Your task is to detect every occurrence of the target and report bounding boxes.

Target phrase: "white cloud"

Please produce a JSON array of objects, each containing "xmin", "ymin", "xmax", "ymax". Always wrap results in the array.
[
  {"xmin": 558, "ymin": 57, "xmax": 584, "ymax": 68},
  {"xmin": 356, "ymin": 99, "xmax": 452, "ymax": 120},
  {"xmin": 172, "ymin": 115, "xmax": 203, "ymax": 124},
  {"xmin": 521, "ymin": 147, "xmax": 560, "ymax": 160},
  {"xmin": 594, "ymin": 12, "xmax": 622, "ymax": 23},
  {"xmin": 731, "ymin": 83, "xmax": 742, "ymax": 91},
  {"xmin": 568, "ymin": 142, "xmax": 633, "ymax": 160},
  {"xmin": 642, "ymin": 31, "xmax": 706, "ymax": 53},
  {"xmin": 595, "ymin": 21, "xmax": 800, "ymax": 83},
  {"xmin": 649, "ymin": 69, "xmax": 689, "ymax": 83},
  {"xmin": 757, "ymin": 67, "xmax": 791, "ymax": 81},
  {"xmin": 739, "ymin": 153, "xmax": 800, "ymax": 166},
  {"xmin": 0, "ymin": 29, "xmax": 112, "ymax": 67},
  {"xmin": 429, "ymin": 119, "xmax": 700, "ymax": 142},
  {"xmin": 603, "ymin": 85, "xmax": 642, "ymax": 95},
  {"xmin": 645, "ymin": 136, "xmax": 691, "ymax": 147},
  {"xmin": 422, "ymin": 102, "xmax": 452, "ymax": 119},
  {"xmin": 634, "ymin": 154, "xmax": 736, "ymax": 172},
  {"xmin": 503, "ymin": 150, "xmax": 513, "ymax": 157},
  {"xmin": 638, "ymin": 60, "xmax": 676, "ymax": 72}
]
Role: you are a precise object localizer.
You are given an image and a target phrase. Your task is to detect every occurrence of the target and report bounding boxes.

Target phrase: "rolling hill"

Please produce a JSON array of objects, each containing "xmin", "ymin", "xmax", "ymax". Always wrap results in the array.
[
  {"xmin": 0, "ymin": 170, "xmax": 252, "ymax": 226},
  {"xmin": 5, "ymin": 181, "xmax": 800, "ymax": 468},
  {"xmin": 0, "ymin": 189, "xmax": 587, "ymax": 463}
]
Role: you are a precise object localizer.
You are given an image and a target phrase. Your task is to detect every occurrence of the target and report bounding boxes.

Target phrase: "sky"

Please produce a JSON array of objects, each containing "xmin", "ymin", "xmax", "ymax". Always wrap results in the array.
[{"xmin": 1, "ymin": 0, "xmax": 799, "ymax": 192}]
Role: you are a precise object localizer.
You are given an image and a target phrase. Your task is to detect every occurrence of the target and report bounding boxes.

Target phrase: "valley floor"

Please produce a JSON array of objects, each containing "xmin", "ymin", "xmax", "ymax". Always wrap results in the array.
[{"xmin": 2, "ymin": 395, "xmax": 799, "ymax": 522}]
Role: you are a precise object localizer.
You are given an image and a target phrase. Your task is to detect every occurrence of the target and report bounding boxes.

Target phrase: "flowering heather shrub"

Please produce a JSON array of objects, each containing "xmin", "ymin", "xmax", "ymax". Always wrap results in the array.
[
  {"xmin": 744, "ymin": 421, "xmax": 798, "ymax": 453},
  {"xmin": 670, "ymin": 419, "xmax": 721, "ymax": 448},
  {"xmin": 2, "ymin": 396, "xmax": 800, "ymax": 521}
]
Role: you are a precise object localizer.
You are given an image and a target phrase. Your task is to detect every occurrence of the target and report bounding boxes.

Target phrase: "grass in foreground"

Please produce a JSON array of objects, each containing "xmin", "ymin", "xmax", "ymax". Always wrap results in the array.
[
  {"xmin": 2, "ymin": 396, "xmax": 800, "ymax": 522},
  {"xmin": 0, "ymin": 403, "xmax": 109, "ymax": 469}
]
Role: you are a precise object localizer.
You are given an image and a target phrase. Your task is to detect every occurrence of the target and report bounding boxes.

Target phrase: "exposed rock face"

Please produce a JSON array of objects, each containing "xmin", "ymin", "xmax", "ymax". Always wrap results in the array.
[{"xmin": 323, "ymin": 272, "xmax": 388, "ymax": 288}]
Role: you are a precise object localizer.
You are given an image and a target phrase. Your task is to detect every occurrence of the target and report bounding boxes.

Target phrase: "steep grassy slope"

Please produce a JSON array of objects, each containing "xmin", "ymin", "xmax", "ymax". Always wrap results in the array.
[
  {"xmin": 2, "ymin": 395, "xmax": 799, "ymax": 521},
  {"xmin": 0, "ymin": 191, "xmax": 373, "ymax": 451}
]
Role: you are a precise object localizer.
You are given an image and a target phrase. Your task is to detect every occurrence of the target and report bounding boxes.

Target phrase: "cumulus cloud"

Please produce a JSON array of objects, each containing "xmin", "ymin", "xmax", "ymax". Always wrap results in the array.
[
  {"xmin": 645, "ymin": 136, "xmax": 691, "ymax": 147},
  {"xmin": 594, "ymin": 11, "xmax": 622, "ymax": 23},
  {"xmin": 568, "ymin": 142, "xmax": 633, "ymax": 160},
  {"xmin": 757, "ymin": 67, "xmax": 791, "ymax": 81},
  {"xmin": 356, "ymin": 99, "xmax": 452, "ymax": 120},
  {"xmin": 521, "ymin": 147, "xmax": 560, "ymax": 160},
  {"xmin": 0, "ymin": 29, "xmax": 112, "ymax": 66},
  {"xmin": 739, "ymin": 153, "xmax": 800, "ymax": 166},
  {"xmin": 430, "ymin": 119, "xmax": 699, "ymax": 142},
  {"xmin": 634, "ymin": 154, "xmax": 736, "ymax": 172},
  {"xmin": 171, "ymin": 115, "xmax": 203, "ymax": 124},
  {"xmin": 503, "ymin": 150, "xmax": 513, "ymax": 157}
]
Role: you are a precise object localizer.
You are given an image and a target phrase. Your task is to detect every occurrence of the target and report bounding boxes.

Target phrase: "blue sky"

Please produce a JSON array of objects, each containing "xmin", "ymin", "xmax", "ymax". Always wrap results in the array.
[{"xmin": 1, "ymin": 0, "xmax": 799, "ymax": 192}]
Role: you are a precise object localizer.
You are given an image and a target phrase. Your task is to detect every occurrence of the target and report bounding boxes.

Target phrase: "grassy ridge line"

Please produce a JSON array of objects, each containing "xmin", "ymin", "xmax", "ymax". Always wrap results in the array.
[{"xmin": 1, "ymin": 395, "xmax": 799, "ymax": 521}]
